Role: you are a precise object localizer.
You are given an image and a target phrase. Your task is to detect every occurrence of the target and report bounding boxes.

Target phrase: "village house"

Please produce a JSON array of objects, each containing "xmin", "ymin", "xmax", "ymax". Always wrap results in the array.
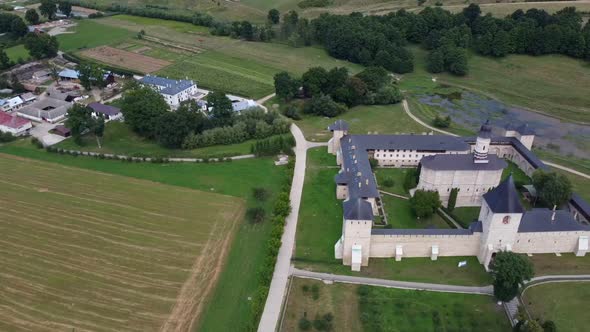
[
  {"xmin": 139, "ymin": 75, "xmax": 197, "ymax": 108},
  {"xmin": 329, "ymin": 120, "xmax": 590, "ymax": 271},
  {"xmin": 0, "ymin": 111, "xmax": 32, "ymax": 136},
  {"xmin": 0, "ymin": 96, "xmax": 24, "ymax": 112},
  {"xmin": 88, "ymin": 102, "xmax": 122, "ymax": 122}
]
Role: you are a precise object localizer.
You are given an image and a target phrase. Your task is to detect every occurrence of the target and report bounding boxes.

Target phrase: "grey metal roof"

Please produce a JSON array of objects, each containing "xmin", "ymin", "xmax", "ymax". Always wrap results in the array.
[
  {"xmin": 139, "ymin": 75, "xmax": 195, "ymax": 95},
  {"xmin": 17, "ymin": 98, "xmax": 70, "ymax": 120},
  {"xmin": 371, "ymin": 228, "xmax": 475, "ymax": 236},
  {"xmin": 88, "ymin": 102, "xmax": 121, "ymax": 116},
  {"xmin": 420, "ymin": 153, "xmax": 507, "ymax": 171},
  {"xmin": 518, "ymin": 208, "xmax": 590, "ymax": 233},
  {"xmin": 343, "ymin": 198, "xmax": 374, "ymax": 220},
  {"xmin": 483, "ymin": 175, "xmax": 525, "ymax": 214},
  {"xmin": 352, "ymin": 134, "xmax": 471, "ymax": 152},
  {"xmin": 328, "ymin": 119, "xmax": 349, "ymax": 131},
  {"xmin": 478, "ymin": 120, "xmax": 493, "ymax": 139}
]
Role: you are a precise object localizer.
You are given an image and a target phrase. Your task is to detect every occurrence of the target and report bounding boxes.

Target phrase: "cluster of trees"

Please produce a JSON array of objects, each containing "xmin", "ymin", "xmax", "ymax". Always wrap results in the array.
[
  {"xmin": 251, "ymin": 135, "xmax": 296, "ymax": 156},
  {"xmin": 23, "ymin": 33, "xmax": 59, "ymax": 59},
  {"xmin": 409, "ymin": 189, "xmax": 441, "ymax": 218},
  {"xmin": 0, "ymin": 13, "xmax": 28, "ymax": 38},
  {"xmin": 433, "ymin": 114, "xmax": 452, "ymax": 128},
  {"xmin": 532, "ymin": 170, "xmax": 573, "ymax": 208},
  {"xmin": 38, "ymin": 0, "xmax": 73, "ymax": 20},
  {"xmin": 78, "ymin": 62, "xmax": 106, "ymax": 90},
  {"xmin": 65, "ymin": 104, "xmax": 105, "ymax": 144},
  {"xmin": 120, "ymin": 87, "xmax": 290, "ymax": 149},
  {"xmin": 274, "ymin": 66, "xmax": 402, "ymax": 118},
  {"xmin": 25, "ymin": 9, "xmax": 40, "ymax": 25}
]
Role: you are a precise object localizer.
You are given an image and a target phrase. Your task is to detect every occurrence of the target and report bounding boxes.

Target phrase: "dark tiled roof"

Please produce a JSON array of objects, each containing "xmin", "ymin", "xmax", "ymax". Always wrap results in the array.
[
  {"xmin": 478, "ymin": 120, "xmax": 493, "ymax": 139},
  {"xmin": 352, "ymin": 134, "xmax": 471, "ymax": 152},
  {"xmin": 371, "ymin": 228, "xmax": 474, "ymax": 236},
  {"xmin": 339, "ymin": 136, "xmax": 379, "ymax": 198},
  {"xmin": 343, "ymin": 198, "xmax": 373, "ymax": 220},
  {"xmin": 87, "ymin": 102, "xmax": 121, "ymax": 116},
  {"xmin": 570, "ymin": 193, "xmax": 590, "ymax": 220},
  {"xmin": 462, "ymin": 136, "xmax": 549, "ymax": 171},
  {"xmin": 483, "ymin": 175, "xmax": 525, "ymax": 214},
  {"xmin": 420, "ymin": 153, "xmax": 507, "ymax": 171},
  {"xmin": 518, "ymin": 208, "xmax": 590, "ymax": 232},
  {"xmin": 140, "ymin": 75, "xmax": 195, "ymax": 95},
  {"xmin": 469, "ymin": 221, "xmax": 483, "ymax": 232},
  {"xmin": 328, "ymin": 119, "xmax": 349, "ymax": 131}
]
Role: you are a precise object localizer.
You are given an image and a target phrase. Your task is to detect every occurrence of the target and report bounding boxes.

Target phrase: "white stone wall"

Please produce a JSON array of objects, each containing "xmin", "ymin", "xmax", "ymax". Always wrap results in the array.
[
  {"xmin": 342, "ymin": 218, "xmax": 372, "ymax": 266},
  {"xmin": 369, "ymin": 233, "xmax": 481, "ymax": 258},
  {"xmin": 0, "ymin": 122, "xmax": 32, "ymax": 136},
  {"xmin": 513, "ymin": 231, "xmax": 590, "ymax": 254},
  {"xmin": 336, "ymin": 184, "xmax": 348, "ymax": 200},
  {"xmin": 329, "ymin": 130, "xmax": 345, "ymax": 155},
  {"xmin": 417, "ymin": 167, "xmax": 503, "ymax": 207}
]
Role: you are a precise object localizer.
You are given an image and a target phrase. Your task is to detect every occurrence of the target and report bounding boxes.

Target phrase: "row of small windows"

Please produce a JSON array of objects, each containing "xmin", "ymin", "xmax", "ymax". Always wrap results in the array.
[{"xmin": 375, "ymin": 154, "xmax": 419, "ymax": 158}]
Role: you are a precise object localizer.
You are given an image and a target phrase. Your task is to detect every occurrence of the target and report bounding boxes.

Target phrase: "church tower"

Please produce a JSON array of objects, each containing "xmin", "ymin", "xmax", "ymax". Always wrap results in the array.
[
  {"xmin": 474, "ymin": 120, "xmax": 492, "ymax": 164},
  {"xmin": 337, "ymin": 198, "xmax": 373, "ymax": 271},
  {"xmin": 477, "ymin": 175, "xmax": 525, "ymax": 269}
]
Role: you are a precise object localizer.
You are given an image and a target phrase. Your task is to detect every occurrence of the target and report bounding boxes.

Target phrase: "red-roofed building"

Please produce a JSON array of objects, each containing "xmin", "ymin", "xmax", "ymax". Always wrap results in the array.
[{"xmin": 0, "ymin": 111, "xmax": 32, "ymax": 136}]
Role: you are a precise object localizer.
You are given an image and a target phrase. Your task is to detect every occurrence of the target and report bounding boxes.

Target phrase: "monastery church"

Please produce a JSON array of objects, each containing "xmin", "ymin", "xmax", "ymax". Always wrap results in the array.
[{"xmin": 328, "ymin": 119, "xmax": 590, "ymax": 271}]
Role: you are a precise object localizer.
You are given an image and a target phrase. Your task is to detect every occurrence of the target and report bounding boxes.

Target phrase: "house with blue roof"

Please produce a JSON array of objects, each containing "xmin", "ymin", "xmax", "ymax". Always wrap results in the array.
[
  {"xmin": 329, "ymin": 119, "xmax": 590, "ymax": 271},
  {"xmin": 139, "ymin": 75, "xmax": 197, "ymax": 108}
]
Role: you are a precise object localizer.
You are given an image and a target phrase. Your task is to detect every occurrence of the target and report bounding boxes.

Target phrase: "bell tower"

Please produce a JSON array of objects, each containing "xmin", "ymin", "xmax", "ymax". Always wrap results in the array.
[{"xmin": 474, "ymin": 120, "xmax": 492, "ymax": 163}]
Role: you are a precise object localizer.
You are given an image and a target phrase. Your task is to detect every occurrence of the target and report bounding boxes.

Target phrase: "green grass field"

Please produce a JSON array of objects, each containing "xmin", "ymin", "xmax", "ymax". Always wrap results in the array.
[
  {"xmin": 451, "ymin": 207, "xmax": 481, "ymax": 228},
  {"xmin": 295, "ymin": 103, "xmax": 429, "ymax": 142},
  {"xmin": 381, "ymin": 195, "xmax": 451, "ymax": 229},
  {"xmin": 0, "ymin": 153, "xmax": 244, "ymax": 331},
  {"xmin": 57, "ymin": 20, "xmax": 135, "ymax": 52},
  {"xmin": 4, "ymin": 44, "xmax": 29, "ymax": 62},
  {"xmin": 0, "ymin": 140, "xmax": 289, "ymax": 331},
  {"xmin": 523, "ymin": 282, "xmax": 590, "ymax": 332},
  {"xmin": 528, "ymin": 253, "xmax": 590, "ymax": 276},
  {"xmin": 55, "ymin": 122, "xmax": 254, "ymax": 158},
  {"xmin": 374, "ymin": 167, "xmax": 409, "ymax": 196},
  {"xmin": 284, "ymin": 277, "xmax": 507, "ymax": 332}
]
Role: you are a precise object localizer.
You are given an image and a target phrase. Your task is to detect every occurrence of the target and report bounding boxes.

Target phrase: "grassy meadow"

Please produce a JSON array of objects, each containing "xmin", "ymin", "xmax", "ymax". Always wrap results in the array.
[
  {"xmin": 283, "ymin": 278, "xmax": 507, "ymax": 332},
  {"xmin": 5, "ymin": 44, "xmax": 29, "ymax": 62},
  {"xmin": 0, "ymin": 153, "xmax": 244, "ymax": 331},
  {"xmin": 56, "ymin": 20, "xmax": 135, "ymax": 52},
  {"xmin": 0, "ymin": 141, "xmax": 289, "ymax": 332},
  {"xmin": 381, "ymin": 195, "xmax": 451, "ymax": 229},
  {"xmin": 523, "ymin": 282, "xmax": 590, "ymax": 332}
]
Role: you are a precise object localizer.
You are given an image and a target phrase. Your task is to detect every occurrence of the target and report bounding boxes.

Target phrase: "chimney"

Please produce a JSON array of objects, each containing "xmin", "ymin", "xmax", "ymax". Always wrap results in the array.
[
  {"xmin": 358, "ymin": 182, "xmax": 361, "ymax": 188},
  {"xmin": 551, "ymin": 205, "xmax": 557, "ymax": 222},
  {"xmin": 365, "ymin": 179, "xmax": 368, "ymax": 185}
]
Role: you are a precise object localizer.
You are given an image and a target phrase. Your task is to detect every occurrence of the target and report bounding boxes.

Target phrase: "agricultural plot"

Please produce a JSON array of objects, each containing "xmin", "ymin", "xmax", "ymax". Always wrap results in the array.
[
  {"xmin": 80, "ymin": 46, "xmax": 171, "ymax": 73},
  {"xmin": 0, "ymin": 154, "xmax": 244, "ymax": 332}
]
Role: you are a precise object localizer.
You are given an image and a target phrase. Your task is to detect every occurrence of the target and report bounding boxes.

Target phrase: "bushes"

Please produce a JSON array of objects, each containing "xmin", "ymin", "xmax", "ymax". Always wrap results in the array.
[
  {"xmin": 447, "ymin": 188, "xmax": 459, "ymax": 211},
  {"xmin": 433, "ymin": 115, "xmax": 451, "ymax": 128},
  {"xmin": 403, "ymin": 168, "xmax": 418, "ymax": 191},
  {"xmin": 246, "ymin": 206, "xmax": 267, "ymax": 223},
  {"xmin": 251, "ymin": 135, "xmax": 296, "ymax": 157},
  {"xmin": 253, "ymin": 187, "xmax": 270, "ymax": 202},
  {"xmin": 410, "ymin": 190, "xmax": 441, "ymax": 218},
  {"xmin": 31, "ymin": 137, "xmax": 43, "ymax": 148},
  {"xmin": 303, "ymin": 95, "xmax": 346, "ymax": 117},
  {"xmin": 382, "ymin": 177, "xmax": 395, "ymax": 188},
  {"xmin": 0, "ymin": 131, "xmax": 16, "ymax": 143}
]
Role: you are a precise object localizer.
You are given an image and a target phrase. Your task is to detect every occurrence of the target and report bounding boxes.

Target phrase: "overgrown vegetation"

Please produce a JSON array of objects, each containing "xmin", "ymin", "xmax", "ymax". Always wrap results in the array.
[{"xmin": 491, "ymin": 251, "xmax": 534, "ymax": 302}]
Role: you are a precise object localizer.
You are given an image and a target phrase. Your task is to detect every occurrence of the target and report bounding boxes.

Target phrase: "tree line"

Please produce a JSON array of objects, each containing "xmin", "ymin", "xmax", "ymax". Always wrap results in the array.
[
  {"xmin": 274, "ymin": 66, "xmax": 403, "ymax": 118},
  {"xmin": 276, "ymin": 5, "xmax": 590, "ymax": 76},
  {"xmin": 119, "ymin": 86, "xmax": 290, "ymax": 149}
]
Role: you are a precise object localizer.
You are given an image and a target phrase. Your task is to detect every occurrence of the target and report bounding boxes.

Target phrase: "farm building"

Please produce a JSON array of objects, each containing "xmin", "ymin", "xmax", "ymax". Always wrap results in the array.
[
  {"xmin": 53, "ymin": 125, "xmax": 71, "ymax": 137},
  {"xmin": 17, "ymin": 98, "xmax": 71, "ymax": 123},
  {"xmin": 231, "ymin": 99, "xmax": 258, "ymax": 113},
  {"xmin": 20, "ymin": 93, "xmax": 37, "ymax": 104},
  {"xmin": 0, "ymin": 96, "xmax": 24, "ymax": 112},
  {"xmin": 88, "ymin": 102, "xmax": 122, "ymax": 122},
  {"xmin": 139, "ymin": 75, "xmax": 197, "ymax": 108},
  {"xmin": 58, "ymin": 69, "xmax": 80, "ymax": 81},
  {"xmin": 0, "ymin": 111, "xmax": 32, "ymax": 136}
]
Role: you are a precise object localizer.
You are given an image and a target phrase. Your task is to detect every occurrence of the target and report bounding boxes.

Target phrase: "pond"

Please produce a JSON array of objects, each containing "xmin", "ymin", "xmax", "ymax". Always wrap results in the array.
[{"xmin": 418, "ymin": 91, "xmax": 590, "ymax": 159}]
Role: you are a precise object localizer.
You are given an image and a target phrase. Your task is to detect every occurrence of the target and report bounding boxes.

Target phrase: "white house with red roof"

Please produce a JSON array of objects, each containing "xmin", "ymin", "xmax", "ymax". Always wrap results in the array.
[{"xmin": 0, "ymin": 111, "xmax": 32, "ymax": 136}]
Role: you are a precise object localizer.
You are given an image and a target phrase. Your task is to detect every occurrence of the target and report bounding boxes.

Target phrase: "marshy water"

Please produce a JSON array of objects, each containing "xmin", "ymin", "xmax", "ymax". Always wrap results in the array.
[{"xmin": 417, "ymin": 91, "xmax": 590, "ymax": 159}]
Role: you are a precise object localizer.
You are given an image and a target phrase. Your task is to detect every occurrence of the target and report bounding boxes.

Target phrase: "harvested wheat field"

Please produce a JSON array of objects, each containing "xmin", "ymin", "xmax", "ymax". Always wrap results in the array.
[
  {"xmin": 0, "ymin": 154, "xmax": 244, "ymax": 332},
  {"xmin": 80, "ymin": 46, "xmax": 171, "ymax": 73}
]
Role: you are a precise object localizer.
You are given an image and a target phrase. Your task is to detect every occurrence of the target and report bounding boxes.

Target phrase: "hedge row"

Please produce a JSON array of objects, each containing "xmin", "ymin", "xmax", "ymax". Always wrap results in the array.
[{"xmin": 247, "ymin": 159, "xmax": 295, "ymax": 331}]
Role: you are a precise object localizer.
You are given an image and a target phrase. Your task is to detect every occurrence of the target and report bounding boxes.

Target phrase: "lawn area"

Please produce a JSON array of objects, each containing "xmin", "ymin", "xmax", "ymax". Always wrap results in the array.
[
  {"xmin": 0, "ymin": 140, "xmax": 289, "ymax": 332},
  {"xmin": 57, "ymin": 20, "xmax": 135, "ymax": 52},
  {"xmin": 296, "ymin": 103, "xmax": 429, "ymax": 142},
  {"xmin": 359, "ymin": 282, "xmax": 510, "ymax": 332},
  {"xmin": 4, "ymin": 44, "xmax": 29, "ymax": 62},
  {"xmin": 295, "ymin": 147, "xmax": 343, "ymax": 264},
  {"xmin": 406, "ymin": 95, "xmax": 477, "ymax": 136},
  {"xmin": 528, "ymin": 253, "xmax": 590, "ymax": 276},
  {"xmin": 502, "ymin": 160, "xmax": 532, "ymax": 185},
  {"xmin": 536, "ymin": 148, "xmax": 590, "ymax": 175},
  {"xmin": 107, "ymin": 14, "xmax": 210, "ymax": 34},
  {"xmin": 451, "ymin": 207, "xmax": 481, "ymax": 228},
  {"xmin": 374, "ymin": 167, "xmax": 409, "ymax": 196},
  {"xmin": 381, "ymin": 195, "xmax": 451, "ymax": 229},
  {"xmin": 553, "ymin": 168, "xmax": 590, "ymax": 202},
  {"xmin": 282, "ymin": 278, "xmax": 363, "ymax": 332},
  {"xmin": 0, "ymin": 153, "xmax": 243, "ymax": 331},
  {"xmin": 522, "ymin": 282, "xmax": 590, "ymax": 332},
  {"xmin": 55, "ymin": 121, "xmax": 255, "ymax": 158}
]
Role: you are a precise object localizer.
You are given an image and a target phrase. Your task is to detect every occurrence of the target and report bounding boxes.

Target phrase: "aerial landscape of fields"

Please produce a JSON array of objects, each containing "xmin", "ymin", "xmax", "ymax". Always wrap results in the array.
[{"xmin": 1, "ymin": 0, "xmax": 590, "ymax": 331}]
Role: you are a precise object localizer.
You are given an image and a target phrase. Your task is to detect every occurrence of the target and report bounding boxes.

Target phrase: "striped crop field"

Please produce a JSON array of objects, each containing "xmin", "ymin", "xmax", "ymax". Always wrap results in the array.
[{"xmin": 0, "ymin": 154, "xmax": 244, "ymax": 332}]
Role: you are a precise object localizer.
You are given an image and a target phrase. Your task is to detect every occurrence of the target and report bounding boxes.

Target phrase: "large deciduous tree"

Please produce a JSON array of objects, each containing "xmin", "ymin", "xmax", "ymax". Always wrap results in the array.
[
  {"xmin": 65, "ymin": 104, "xmax": 94, "ymax": 143},
  {"xmin": 58, "ymin": 1, "xmax": 72, "ymax": 17},
  {"xmin": 120, "ymin": 87, "xmax": 168, "ymax": 138},
  {"xmin": 25, "ymin": 9, "xmax": 40, "ymax": 25},
  {"xmin": 24, "ymin": 33, "xmax": 59, "ymax": 59},
  {"xmin": 492, "ymin": 251, "xmax": 534, "ymax": 301},
  {"xmin": 409, "ymin": 190, "xmax": 441, "ymax": 218},
  {"xmin": 78, "ymin": 62, "xmax": 105, "ymax": 90},
  {"xmin": 206, "ymin": 90, "xmax": 234, "ymax": 126},
  {"xmin": 39, "ymin": 0, "xmax": 57, "ymax": 20},
  {"xmin": 267, "ymin": 9, "xmax": 280, "ymax": 24},
  {"xmin": 273, "ymin": 71, "xmax": 299, "ymax": 101},
  {"xmin": 532, "ymin": 170, "xmax": 573, "ymax": 208}
]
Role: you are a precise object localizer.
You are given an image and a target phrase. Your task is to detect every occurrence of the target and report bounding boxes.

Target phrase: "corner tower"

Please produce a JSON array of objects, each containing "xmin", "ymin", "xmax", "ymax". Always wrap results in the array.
[
  {"xmin": 337, "ymin": 198, "xmax": 373, "ymax": 271},
  {"xmin": 477, "ymin": 175, "xmax": 525, "ymax": 269},
  {"xmin": 474, "ymin": 120, "xmax": 492, "ymax": 163},
  {"xmin": 328, "ymin": 120, "xmax": 349, "ymax": 155}
]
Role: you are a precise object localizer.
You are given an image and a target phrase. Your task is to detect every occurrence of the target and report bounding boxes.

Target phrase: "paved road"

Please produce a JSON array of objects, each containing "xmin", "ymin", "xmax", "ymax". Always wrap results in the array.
[
  {"xmin": 257, "ymin": 124, "xmax": 309, "ymax": 332},
  {"xmin": 291, "ymin": 267, "xmax": 494, "ymax": 295},
  {"xmin": 402, "ymin": 99, "xmax": 590, "ymax": 179}
]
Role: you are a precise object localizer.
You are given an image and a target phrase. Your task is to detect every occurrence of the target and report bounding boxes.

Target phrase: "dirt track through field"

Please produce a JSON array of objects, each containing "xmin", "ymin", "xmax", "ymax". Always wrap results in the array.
[
  {"xmin": 0, "ymin": 154, "xmax": 244, "ymax": 331},
  {"xmin": 80, "ymin": 46, "xmax": 171, "ymax": 73}
]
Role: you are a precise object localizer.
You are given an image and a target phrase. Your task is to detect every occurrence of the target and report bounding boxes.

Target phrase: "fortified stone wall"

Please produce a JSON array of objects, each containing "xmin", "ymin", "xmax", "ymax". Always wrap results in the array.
[
  {"xmin": 513, "ymin": 231, "xmax": 590, "ymax": 253},
  {"xmin": 369, "ymin": 233, "xmax": 481, "ymax": 258}
]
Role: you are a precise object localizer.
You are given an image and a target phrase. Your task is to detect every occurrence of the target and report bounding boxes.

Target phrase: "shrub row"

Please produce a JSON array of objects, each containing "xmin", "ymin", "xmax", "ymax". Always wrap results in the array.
[{"xmin": 247, "ymin": 159, "xmax": 295, "ymax": 331}]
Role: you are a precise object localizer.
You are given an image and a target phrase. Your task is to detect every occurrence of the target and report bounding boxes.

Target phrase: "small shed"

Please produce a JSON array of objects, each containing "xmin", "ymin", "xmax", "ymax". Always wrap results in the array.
[{"xmin": 54, "ymin": 125, "xmax": 71, "ymax": 137}]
